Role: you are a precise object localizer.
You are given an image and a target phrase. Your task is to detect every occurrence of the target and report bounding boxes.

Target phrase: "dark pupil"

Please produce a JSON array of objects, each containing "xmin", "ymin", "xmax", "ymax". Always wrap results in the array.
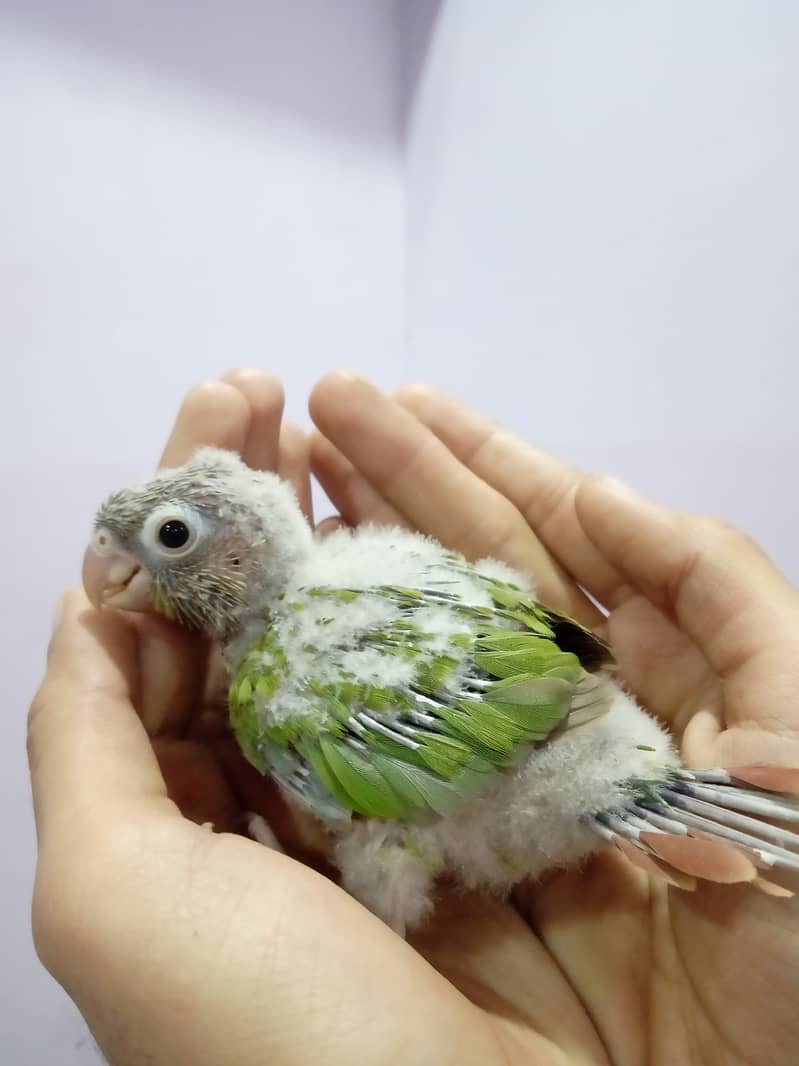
[{"xmin": 158, "ymin": 520, "xmax": 190, "ymax": 549}]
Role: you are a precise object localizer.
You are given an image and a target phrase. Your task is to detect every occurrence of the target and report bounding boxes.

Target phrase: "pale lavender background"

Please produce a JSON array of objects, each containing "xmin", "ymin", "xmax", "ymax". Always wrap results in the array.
[
  {"xmin": 403, "ymin": 1, "xmax": 799, "ymax": 549},
  {"xmin": 1, "ymin": 1, "xmax": 797, "ymax": 1060}
]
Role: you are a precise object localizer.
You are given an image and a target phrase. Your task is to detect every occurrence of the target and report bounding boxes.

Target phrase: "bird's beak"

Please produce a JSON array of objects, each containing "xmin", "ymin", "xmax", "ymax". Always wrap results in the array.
[{"xmin": 82, "ymin": 544, "xmax": 153, "ymax": 612}]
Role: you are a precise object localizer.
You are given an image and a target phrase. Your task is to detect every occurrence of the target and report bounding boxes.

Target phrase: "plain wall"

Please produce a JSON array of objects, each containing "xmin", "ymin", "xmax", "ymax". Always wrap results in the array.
[{"xmin": 2, "ymin": 1, "xmax": 797, "ymax": 1061}]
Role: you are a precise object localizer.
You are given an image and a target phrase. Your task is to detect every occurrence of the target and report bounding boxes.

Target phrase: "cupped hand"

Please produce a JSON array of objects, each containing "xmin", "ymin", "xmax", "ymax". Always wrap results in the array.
[
  {"xmin": 31, "ymin": 373, "xmax": 513, "ymax": 1066},
  {"xmin": 29, "ymin": 370, "xmax": 799, "ymax": 1066},
  {"xmin": 309, "ymin": 372, "xmax": 799, "ymax": 1066}
]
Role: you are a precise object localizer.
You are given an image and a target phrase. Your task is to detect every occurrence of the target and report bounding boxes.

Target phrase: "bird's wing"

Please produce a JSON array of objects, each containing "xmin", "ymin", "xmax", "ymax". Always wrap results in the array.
[{"xmin": 230, "ymin": 571, "xmax": 614, "ymax": 823}]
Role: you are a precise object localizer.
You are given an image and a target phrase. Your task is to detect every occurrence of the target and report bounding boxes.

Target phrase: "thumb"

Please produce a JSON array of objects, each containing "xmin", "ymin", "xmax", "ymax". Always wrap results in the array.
[
  {"xmin": 574, "ymin": 475, "xmax": 799, "ymax": 677},
  {"xmin": 28, "ymin": 589, "xmax": 168, "ymax": 851}
]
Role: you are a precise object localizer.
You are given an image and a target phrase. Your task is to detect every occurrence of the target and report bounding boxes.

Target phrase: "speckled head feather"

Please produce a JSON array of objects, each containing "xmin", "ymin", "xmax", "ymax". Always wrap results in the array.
[{"xmin": 92, "ymin": 448, "xmax": 312, "ymax": 636}]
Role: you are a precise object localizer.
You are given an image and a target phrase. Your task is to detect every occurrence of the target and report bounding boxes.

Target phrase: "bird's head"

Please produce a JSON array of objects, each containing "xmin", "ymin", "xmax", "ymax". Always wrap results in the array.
[{"xmin": 82, "ymin": 448, "xmax": 312, "ymax": 637}]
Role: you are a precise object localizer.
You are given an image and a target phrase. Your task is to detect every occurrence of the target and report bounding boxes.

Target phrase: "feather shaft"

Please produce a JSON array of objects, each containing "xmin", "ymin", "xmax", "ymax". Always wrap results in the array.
[
  {"xmin": 661, "ymin": 789, "xmax": 799, "ymax": 850},
  {"xmin": 670, "ymin": 781, "xmax": 799, "ymax": 822}
]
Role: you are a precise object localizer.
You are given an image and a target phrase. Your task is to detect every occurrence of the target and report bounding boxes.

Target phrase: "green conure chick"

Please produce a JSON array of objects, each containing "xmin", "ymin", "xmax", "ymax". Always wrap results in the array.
[{"xmin": 83, "ymin": 448, "xmax": 799, "ymax": 933}]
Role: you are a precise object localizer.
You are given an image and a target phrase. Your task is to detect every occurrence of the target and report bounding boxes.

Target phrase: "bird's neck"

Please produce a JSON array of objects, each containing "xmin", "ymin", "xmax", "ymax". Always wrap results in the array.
[{"xmin": 219, "ymin": 548, "xmax": 305, "ymax": 653}]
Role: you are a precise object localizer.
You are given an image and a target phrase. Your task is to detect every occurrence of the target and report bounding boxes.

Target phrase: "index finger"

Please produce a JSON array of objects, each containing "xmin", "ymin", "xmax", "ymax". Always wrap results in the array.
[
  {"xmin": 28, "ymin": 590, "xmax": 170, "ymax": 850},
  {"xmin": 309, "ymin": 373, "xmax": 599, "ymax": 621},
  {"xmin": 395, "ymin": 384, "xmax": 629, "ymax": 609}
]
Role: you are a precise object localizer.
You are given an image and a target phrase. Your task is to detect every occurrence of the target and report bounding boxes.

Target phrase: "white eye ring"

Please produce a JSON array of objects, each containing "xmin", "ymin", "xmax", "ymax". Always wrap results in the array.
[{"xmin": 140, "ymin": 506, "xmax": 204, "ymax": 559}]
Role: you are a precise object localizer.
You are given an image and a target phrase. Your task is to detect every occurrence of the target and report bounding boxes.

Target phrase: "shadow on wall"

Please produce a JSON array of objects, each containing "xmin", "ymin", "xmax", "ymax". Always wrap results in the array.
[
  {"xmin": 2, "ymin": 0, "xmax": 443, "ymax": 142},
  {"xmin": 399, "ymin": 0, "xmax": 444, "ymax": 135}
]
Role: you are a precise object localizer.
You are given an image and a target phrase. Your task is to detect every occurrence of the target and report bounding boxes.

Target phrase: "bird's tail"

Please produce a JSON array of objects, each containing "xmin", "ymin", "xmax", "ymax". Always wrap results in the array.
[{"xmin": 592, "ymin": 766, "xmax": 799, "ymax": 895}]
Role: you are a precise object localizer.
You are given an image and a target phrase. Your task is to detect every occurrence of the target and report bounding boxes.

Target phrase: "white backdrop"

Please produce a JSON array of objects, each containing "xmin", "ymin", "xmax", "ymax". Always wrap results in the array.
[{"xmin": 2, "ymin": 2, "xmax": 797, "ymax": 1061}]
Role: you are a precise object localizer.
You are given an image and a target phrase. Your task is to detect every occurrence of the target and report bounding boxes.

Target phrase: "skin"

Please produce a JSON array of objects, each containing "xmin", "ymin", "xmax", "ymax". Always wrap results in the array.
[{"xmin": 29, "ymin": 369, "xmax": 799, "ymax": 1066}]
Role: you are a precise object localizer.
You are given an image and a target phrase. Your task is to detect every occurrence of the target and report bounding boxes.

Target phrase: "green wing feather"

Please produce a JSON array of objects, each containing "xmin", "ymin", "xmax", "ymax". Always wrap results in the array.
[{"xmin": 229, "ymin": 570, "xmax": 613, "ymax": 823}]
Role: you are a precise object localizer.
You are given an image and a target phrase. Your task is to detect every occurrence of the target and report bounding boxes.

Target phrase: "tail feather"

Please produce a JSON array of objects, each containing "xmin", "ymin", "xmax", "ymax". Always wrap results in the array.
[{"xmin": 593, "ymin": 766, "xmax": 799, "ymax": 896}]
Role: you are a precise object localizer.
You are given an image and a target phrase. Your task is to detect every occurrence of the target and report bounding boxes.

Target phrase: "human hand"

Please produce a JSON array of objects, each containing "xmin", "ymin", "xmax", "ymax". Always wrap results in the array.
[
  {"xmin": 309, "ymin": 372, "xmax": 799, "ymax": 1066},
  {"xmin": 31, "ymin": 369, "xmax": 799, "ymax": 1066},
  {"xmin": 31, "ymin": 372, "xmax": 514, "ymax": 1066}
]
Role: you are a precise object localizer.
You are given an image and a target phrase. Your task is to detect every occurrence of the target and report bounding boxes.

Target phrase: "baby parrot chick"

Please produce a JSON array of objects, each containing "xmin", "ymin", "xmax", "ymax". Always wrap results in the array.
[{"xmin": 83, "ymin": 448, "xmax": 799, "ymax": 932}]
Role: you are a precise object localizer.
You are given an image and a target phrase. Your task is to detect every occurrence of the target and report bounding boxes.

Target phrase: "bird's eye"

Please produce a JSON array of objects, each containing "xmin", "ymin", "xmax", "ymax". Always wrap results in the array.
[
  {"xmin": 141, "ymin": 507, "xmax": 203, "ymax": 559},
  {"xmin": 158, "ymin": 520, "xmax": 190, "ymax": 549}
]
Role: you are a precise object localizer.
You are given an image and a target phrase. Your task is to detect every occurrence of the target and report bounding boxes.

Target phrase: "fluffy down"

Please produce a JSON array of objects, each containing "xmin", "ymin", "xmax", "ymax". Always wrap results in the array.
[{"xmin": 332, "ymin": 684, "xmax": 676, "ymax": 932}]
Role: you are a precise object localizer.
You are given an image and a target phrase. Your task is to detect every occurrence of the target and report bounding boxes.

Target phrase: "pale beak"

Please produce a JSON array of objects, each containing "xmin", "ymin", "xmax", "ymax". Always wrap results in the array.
[{"xmin": 82, "ymin": 545, "xmax": 153, "ymax": 612}]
